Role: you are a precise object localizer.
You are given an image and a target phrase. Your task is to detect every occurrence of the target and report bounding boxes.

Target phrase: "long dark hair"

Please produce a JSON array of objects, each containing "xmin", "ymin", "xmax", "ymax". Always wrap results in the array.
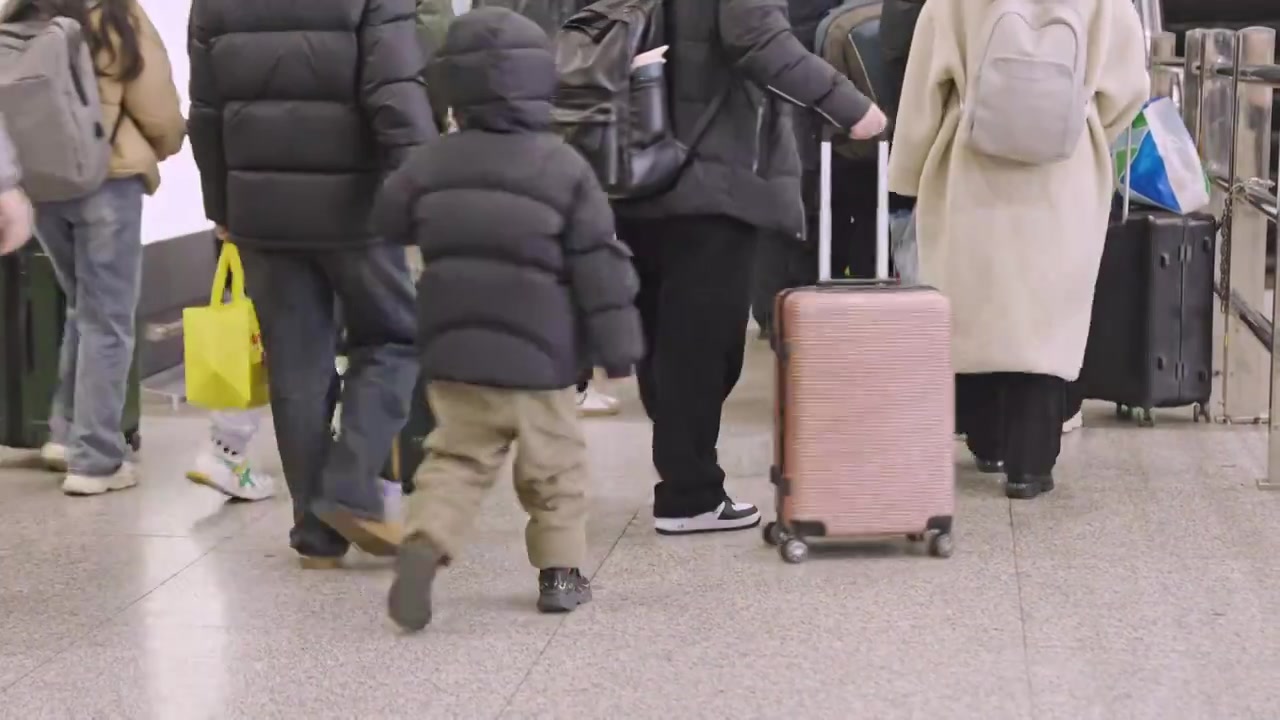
[{"xmin": 8, "ymin": 0, "xmax": 144, "ymax": 81}]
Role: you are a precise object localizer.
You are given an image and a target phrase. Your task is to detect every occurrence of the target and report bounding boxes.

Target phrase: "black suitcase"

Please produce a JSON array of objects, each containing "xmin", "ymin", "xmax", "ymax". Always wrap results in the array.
[
  {"xmin": 0, "ymin": 248, "xmax": 141, "ymax": 449},
  {"xmin": 1076, "ymin": 209, "xmax": 1216, "ymax": 426}
]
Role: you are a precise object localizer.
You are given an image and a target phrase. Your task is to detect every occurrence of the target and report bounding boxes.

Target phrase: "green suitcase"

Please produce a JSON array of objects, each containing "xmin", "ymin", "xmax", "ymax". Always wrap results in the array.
[{"xmin": 0, "ymin": 247, "xmax": 141, "ymax": 450}]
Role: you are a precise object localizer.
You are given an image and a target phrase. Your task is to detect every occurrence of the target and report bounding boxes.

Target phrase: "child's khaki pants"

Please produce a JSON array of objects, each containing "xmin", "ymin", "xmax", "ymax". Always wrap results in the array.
[{"xmin": 405, "ymin": 381, "xmax": 587, "ymax": 569}]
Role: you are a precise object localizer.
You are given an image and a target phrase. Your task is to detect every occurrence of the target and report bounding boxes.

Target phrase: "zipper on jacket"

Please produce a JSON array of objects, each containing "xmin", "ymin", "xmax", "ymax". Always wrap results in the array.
[{"xmin": 752, "ymin": 102, "xmax": 764, "ymax": 175}]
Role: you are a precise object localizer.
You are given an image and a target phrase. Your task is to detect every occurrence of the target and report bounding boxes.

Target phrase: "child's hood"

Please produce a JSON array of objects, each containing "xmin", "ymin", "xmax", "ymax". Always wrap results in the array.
[{"xmin": 430, "ymin": 7, "xmax": 557, "ymax": 133}]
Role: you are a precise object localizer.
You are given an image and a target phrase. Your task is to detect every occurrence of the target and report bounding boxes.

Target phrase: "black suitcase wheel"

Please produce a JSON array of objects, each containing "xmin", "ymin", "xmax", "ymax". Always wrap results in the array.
[
  {"xmin": 126, "ymin": 431, "xmax": 141, "ymax": 452},
  {"xmin": 763, "ymin": 521, "xmax": 786, "ymax": 546}
]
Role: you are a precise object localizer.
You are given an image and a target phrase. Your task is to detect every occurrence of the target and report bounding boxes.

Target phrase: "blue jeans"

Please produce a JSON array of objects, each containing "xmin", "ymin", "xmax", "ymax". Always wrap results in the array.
[
  {"xmin": 240, "ymin": 245, "xmax": 417, "ymax": 558},
  {"xmin": 34, "ymin": 178, "xmax": 145, "ymax": 476}
]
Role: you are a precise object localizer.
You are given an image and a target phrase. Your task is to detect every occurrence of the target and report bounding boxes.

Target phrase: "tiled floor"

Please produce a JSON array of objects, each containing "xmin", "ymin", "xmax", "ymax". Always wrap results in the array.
[{"xmin": 3, "ymin": 339, "xmax": 1280, "ymax": 719}]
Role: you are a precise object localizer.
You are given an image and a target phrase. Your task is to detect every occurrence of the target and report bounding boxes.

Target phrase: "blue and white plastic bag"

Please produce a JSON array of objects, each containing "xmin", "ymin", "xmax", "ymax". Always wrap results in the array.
[{"xmin": 1112, "ymin": 97, "xmax": 1210, "ymax": 214}]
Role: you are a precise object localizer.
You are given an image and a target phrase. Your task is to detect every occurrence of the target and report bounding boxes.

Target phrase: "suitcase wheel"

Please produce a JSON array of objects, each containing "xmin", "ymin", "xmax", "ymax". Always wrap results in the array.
[
  {"xmin": 780, "ymin": 538, "xmax": 809, "ymax": 564},
  {"xmin": 928, "ymin": 533, "xmax": 954, "ymax": 559},
  {"xmin": 126, "ymin": 431, "xmax": 141, "ymax": 453},
  {"xmin": 1115, "ymin": 404, "xmax": 1132, "ymax": 420},
  {"xmin": 762, "ymin": 521, "xmax": 787, "ymax": 547}
]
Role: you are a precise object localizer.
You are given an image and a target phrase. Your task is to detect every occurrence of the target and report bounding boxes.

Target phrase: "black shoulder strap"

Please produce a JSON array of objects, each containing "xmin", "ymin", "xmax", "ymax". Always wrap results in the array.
[
  {"xmin": 661, "ymin": 0, "xmax": 729, "ymax": 154},
  {"xmin": 683, "ymin": 86, "xmax": 730, "ymax": 152}
]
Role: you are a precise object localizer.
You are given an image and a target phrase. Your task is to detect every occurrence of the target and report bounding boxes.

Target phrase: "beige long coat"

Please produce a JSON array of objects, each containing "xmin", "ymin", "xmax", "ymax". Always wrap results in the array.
[{"xmin": 887, "ymin": 0, "xmax": 1150, "ymax": 380}]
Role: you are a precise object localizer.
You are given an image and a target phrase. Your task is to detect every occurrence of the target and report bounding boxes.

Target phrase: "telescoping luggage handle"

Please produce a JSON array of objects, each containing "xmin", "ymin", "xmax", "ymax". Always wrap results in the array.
[{"xmin": 817, "ymin": 136, "xmax": 894, "ymax": 285}]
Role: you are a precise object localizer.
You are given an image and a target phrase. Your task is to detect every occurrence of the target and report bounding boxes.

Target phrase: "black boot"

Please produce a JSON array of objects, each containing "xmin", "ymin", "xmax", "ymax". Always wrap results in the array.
[
  {"xmin": 388, "ymin": 533, "xmax": 441, "ymax": 632},
  {"xmin": 974, "ymin": 458, "xmax": 1005, "ymax": 474},
  {"xmin": 1005, "ymin": 473, "xmax": 1054, "ymax": 500},
  {"xmin": 537, "ymin": 568, "xmax": 593, "ymax": 613}
]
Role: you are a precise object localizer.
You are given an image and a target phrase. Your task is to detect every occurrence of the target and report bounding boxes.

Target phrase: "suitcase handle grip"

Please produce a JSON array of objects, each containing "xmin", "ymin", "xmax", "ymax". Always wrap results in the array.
[{"xmin": 819, "ymin": 138, "xmax": 893, "ymax": 282}]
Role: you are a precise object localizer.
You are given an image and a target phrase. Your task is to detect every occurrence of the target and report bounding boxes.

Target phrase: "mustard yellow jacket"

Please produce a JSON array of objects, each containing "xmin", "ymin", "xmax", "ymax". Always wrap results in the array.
[{"xmin": 91, "ymin": 1, "xmax": 185, "ymax": 194}]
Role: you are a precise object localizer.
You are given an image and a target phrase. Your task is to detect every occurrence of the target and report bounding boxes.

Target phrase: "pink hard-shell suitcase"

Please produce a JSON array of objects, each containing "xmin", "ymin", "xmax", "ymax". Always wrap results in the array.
[{"xmin": 764, "ymin": 139, "xmax": 955, "ymax": 563}]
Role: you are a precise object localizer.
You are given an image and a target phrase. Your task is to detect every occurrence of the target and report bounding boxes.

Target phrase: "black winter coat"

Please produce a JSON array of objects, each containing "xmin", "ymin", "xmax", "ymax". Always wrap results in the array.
[
  {"xmin": 881, "ymin": 0, "xmax": 927, "ymax": 118},
  {"xmin": 375, "ymin": 8, "xmax": 644, "ymax": 391},
  {"xmin": 188, "ymin": 0, "xmax": 437, "ymax": 250},
  {"xmin": 616, "ymin": 0, "xmax": 873, "ymax": 239}
]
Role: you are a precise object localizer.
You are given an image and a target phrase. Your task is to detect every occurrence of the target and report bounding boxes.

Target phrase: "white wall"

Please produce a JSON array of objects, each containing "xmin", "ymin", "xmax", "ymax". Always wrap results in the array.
[
  {"xmin": 139, "ymin": 0, "xmax": 472, "ymax": 244},
  {"xmin": 139, "ymin": 0, "xmax": 205, "ymax": 244}
]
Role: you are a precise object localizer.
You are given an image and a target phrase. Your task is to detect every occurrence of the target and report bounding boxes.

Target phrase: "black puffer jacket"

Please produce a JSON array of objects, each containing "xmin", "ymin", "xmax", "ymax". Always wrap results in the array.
[
  {"xmin": 881, "ymin": 0, "xmax": 926, "ymax": 118},
  {"xmin": 616, "ymin": 0, "xmax": 873, "ymax": 239},
  {"xmin": 188, "ymin": 0, "xmax": 437, "ymax": 249},
  {"xmin": 375, "ymin": 8, "xmax": 644, "ymax": 391}
]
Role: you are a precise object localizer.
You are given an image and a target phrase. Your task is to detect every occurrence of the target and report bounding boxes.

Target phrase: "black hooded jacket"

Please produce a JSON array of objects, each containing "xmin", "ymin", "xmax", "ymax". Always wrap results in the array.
[
  {"xmin": 188, "ymin": 0, "xmax": 437, "ymax": 249},
  {"xmin": 881, "ymin": 0, "xmax": 927, "ymax": 118},
  {"xmin": 615, "ymin": 0, "xmax": 873, "ymax": 239},
  {"xmin": 375, "ymin": 8, "xmax": 644, "ymax": 391}
]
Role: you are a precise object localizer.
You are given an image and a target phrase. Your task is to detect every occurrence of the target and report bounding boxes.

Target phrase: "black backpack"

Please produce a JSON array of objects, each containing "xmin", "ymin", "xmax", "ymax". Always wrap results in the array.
[{"xmin": 551, "ymin": 0, "xmax": 727, "ymax": 200}]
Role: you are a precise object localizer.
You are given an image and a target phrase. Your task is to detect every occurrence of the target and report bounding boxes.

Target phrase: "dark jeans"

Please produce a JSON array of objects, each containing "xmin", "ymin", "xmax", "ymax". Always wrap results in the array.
[
  {"xmin": 618, "ymin": 215, "xmax": 757, "ymax": 518},
  {"xmin": 241, "ymin": 245, "xmax": 418, "ymax": 557},
  {"xmin": 956, "ymin": 372, "xmax": 1066, "ymax": 476}
]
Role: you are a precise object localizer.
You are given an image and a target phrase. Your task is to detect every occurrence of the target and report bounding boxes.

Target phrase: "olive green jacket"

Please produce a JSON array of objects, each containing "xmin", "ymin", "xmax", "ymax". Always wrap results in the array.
[
  {"xmin": 416, "ymin": 0, "xmax": 456, "ymax": 127},
  {"xmin": 416, "ymin": 0, "xmax": 455, "ymax": 64}
]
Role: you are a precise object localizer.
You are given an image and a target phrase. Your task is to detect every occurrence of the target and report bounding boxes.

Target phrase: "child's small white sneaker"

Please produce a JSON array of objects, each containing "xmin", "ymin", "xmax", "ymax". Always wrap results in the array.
[{"xmin": 186, "ymin": 443, "xmax": 276, "ymax": 502}]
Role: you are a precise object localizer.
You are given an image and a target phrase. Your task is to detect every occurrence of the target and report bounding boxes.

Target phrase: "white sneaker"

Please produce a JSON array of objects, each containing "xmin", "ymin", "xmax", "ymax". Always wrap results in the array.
[
  {"xmin": 1063, "ymin": 411, "xmax": 1084, "ymax": 434},
  {"xmin": 655, "ymin": 499, "xmax": 761, "ymax": 536},
  {"xmin": 63, "ymin": 462, "xmax": 138, "ymax": 496},
  {"xmin": 40, "ymin": 442, "xmax": 68, "ymax": 472},
  {"xmin": 186, "ymin": 444, "xmax": 276, "ymax": 501},
  {"xmin": 577, "ymin": 387, "xmax": 620, "ymax": 417}
]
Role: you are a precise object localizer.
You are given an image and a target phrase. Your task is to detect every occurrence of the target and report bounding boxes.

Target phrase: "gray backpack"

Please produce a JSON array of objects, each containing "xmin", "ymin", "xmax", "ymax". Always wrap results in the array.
[
  {"xmin": 962, "ymin": 0, "xmax": 1088, "ymax": 165},
  {"xmin": 0, "ymin": 17, "xmax": 113, "ymax": 202}
]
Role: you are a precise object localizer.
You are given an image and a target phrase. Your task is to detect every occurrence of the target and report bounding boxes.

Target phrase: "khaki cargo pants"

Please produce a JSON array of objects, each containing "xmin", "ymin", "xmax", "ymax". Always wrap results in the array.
[{"xmin": 405, "ymin": 381, "xmax": 588, "ymax": 569}]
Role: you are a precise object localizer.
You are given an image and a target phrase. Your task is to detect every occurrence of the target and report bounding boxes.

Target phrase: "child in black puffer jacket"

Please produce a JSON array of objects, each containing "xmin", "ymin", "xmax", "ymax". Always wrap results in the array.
[{"xmin": 375, "ymin": 7, "xmax": 643, "ymax": 631}]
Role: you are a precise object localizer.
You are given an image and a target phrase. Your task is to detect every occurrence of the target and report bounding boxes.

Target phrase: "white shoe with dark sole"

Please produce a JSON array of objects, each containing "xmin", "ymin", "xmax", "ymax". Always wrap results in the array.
[{"xmin": 655, "ymin": 500, "xmax": 761, "ymax": 536}]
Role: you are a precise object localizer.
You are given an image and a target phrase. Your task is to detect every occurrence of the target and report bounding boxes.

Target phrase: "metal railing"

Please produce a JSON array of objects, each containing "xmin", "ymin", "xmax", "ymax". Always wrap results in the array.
[{"xmin": 1153, "ymin": 27, "xmax": 1280, "ymax": 489}]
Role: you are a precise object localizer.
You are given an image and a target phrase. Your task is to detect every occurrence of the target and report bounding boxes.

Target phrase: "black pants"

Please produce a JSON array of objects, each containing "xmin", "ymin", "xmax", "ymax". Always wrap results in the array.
[
  {"xmin": 240, "ymin": 245, "xmax": 418, "ymax": 557},
  {"xmin": 618, "ymin": 215, "xmax": 758, "ymax": 517},
  {"xmin": 956, "ymin": 372, "xmax": 1066, "ymax": 476}
]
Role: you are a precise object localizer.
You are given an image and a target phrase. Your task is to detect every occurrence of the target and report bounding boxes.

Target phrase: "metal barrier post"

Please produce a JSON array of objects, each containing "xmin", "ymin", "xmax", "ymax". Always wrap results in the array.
[
  {"xmin": 1268, "ymin": 138, "xmax": 1280, "ymax": 490},
  {"xmin": 1203, "ymin": 29, "xmax": 1244, "ymax": 420},
  {"xmin": 1151, "ymin": 32, "xmax": 1181, "ymax": 109},
  {"xmin": 1221, "ymin": 27, "xmax": 1275, "ymax": 425},
  {"xmin": 1134, "ymin": 0, "xmax": 1164, "ymax": 65},
  {"xmin": 1183, "ymin": 30, "xmax": 1205, "ymax": 136}
]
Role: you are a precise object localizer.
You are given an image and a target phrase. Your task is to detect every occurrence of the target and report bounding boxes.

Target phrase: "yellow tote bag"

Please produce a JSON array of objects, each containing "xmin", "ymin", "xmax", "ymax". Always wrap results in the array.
[{"xmin": 183, "ymin": 242, "xmax": 269, "ymax": 410}]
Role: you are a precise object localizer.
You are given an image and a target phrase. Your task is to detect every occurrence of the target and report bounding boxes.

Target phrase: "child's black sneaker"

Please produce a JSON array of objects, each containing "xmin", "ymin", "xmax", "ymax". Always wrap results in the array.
[
  {"xmin": 537, "ymin": 568, "xmax": 592, "ymax": 613},
  {"xmin": 388, "ymin": 533, "xmax": 441, "ymax": 632}
]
